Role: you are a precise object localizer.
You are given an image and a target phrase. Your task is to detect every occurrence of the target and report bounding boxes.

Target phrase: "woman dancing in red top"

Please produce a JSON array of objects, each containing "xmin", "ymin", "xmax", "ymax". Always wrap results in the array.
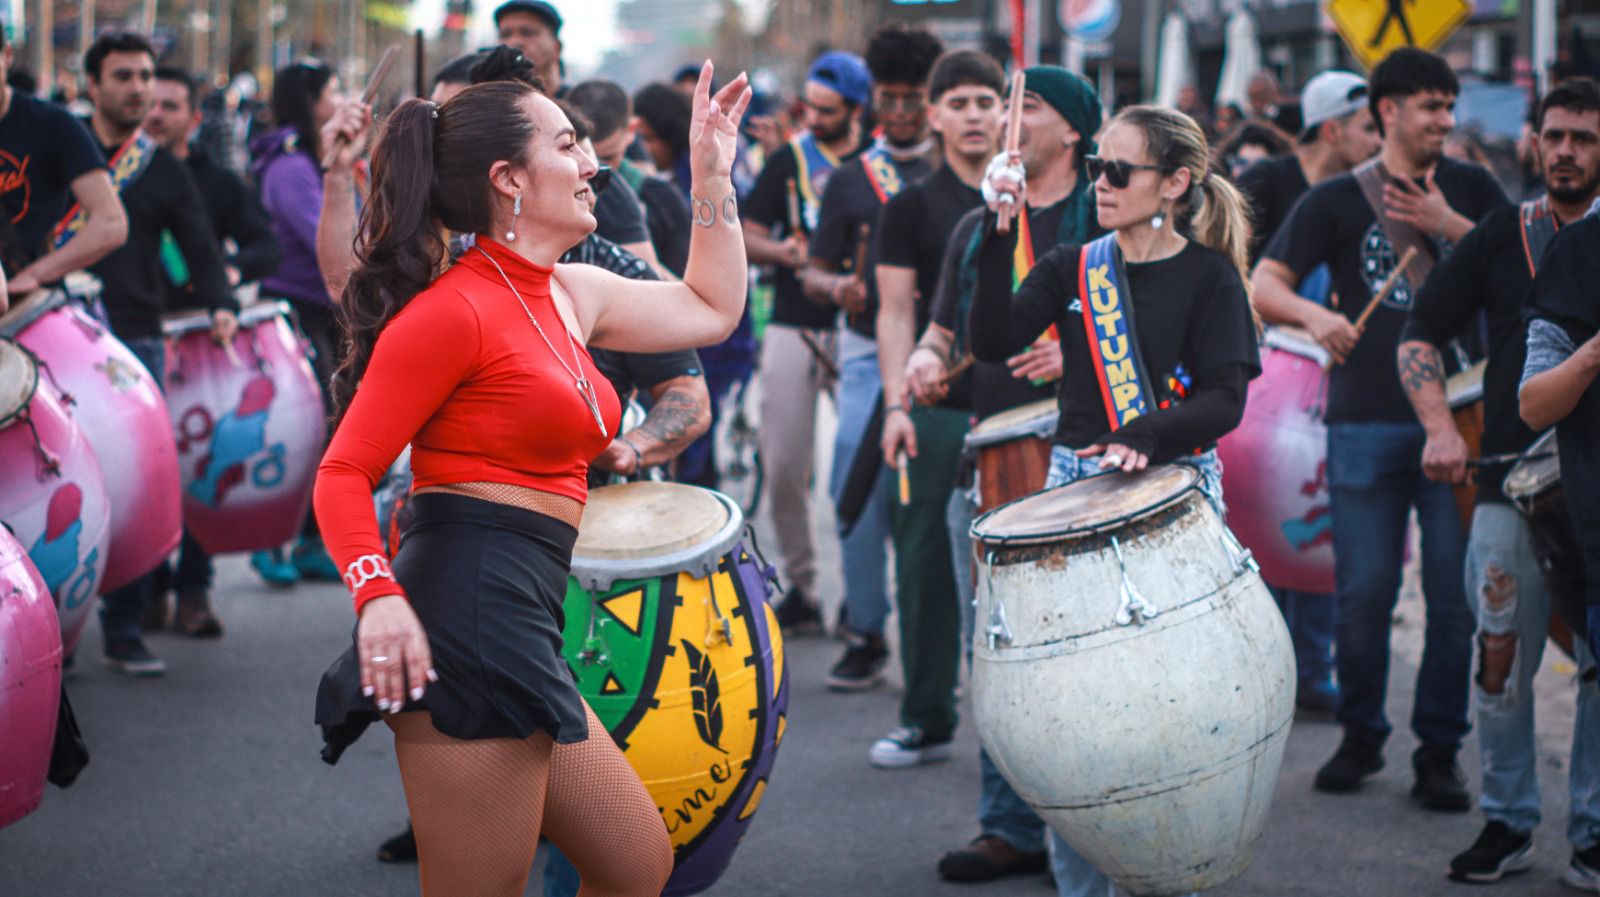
[{"xmin": 312, "ymin": 64, "xmax": 751, "ymax": 896}]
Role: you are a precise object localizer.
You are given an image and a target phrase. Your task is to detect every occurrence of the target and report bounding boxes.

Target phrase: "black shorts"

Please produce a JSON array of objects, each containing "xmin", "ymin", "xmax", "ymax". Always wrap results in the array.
[{"xmin": 316, "ymin": 493, "xmax": 589, "ymax": 764}]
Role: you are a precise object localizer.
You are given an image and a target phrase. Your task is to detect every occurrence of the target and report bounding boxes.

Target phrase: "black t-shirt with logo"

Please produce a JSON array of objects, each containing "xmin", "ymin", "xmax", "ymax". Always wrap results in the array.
[
  {"xmin": 0, "ymin": 93, "xmax": 107, "ymax": 267},
  {"xmin": 810, "ymin": 152, "xmax": 934, "ymax": 339},
  {"xmin": 1262, "ymin": 157, "xmax": 1509, "ymax": 424},
  {"xmin": 877, "ymin": 165, "xmax": 984, "ymax": 408},
  {"xmin": 1402, "ymin": 204, "xmax": 1543, "ymax": 504},
  {"xmin": 1235, "ymin": 153, "xmax": 1309, "ymax": 265},
  {"xmin": 746, "ymin": 142, "xmax": 861, "ymax": 329}
]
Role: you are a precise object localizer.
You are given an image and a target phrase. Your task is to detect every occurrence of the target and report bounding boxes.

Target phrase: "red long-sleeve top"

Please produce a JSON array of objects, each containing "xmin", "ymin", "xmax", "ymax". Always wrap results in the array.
[{"xmin": 314, "ymin": 237, "xmax": 622, "ymax": 613}]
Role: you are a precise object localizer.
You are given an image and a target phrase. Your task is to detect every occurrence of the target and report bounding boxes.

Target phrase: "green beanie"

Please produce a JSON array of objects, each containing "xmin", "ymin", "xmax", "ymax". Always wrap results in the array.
[{"xmin": 1018, "ymin": 66, "xmax": 1103, "ymax": 161}]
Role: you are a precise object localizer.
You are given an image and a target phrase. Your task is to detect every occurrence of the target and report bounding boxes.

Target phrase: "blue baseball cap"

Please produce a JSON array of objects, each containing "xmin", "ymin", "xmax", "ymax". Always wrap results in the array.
[{"xmin": 807, "ymin": 51, "xmax": 871, "ymax": 107}]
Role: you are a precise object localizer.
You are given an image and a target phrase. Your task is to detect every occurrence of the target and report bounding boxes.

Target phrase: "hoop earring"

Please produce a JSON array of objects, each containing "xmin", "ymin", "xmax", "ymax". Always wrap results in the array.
[{"xmin": 506, "ymin": 193, "xmax": 522, "ymax": 242}]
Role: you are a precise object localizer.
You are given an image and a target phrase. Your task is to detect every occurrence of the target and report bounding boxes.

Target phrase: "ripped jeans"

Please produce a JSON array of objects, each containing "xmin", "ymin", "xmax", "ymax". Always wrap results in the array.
[
  {"xmin": 1039, "ymin": 445, "xmax": 1216, "ymax": 897},
  {"xmin": 1466, "ymin": 503, "xmax": 1600, "ymax": 847}
]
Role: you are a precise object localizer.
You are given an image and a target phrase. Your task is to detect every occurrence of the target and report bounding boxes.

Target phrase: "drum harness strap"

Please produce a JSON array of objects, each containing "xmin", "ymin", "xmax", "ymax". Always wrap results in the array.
[
  {"xmin": 1077, "ymin": 233, "xmax": 1158, "ymax": 432},
  {"xmin": 50, "ymin": 130, "xmax": 159, "ymax": 252},
  {"xmin": 2, "ymin": 343, "xmax": 63, "ymax": 476}
]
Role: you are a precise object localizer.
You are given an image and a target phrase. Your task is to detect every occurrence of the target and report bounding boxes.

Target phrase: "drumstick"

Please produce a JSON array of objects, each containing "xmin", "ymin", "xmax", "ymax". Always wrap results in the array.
[
  {"xmin": 321, "ymin": 45, "xmax": 400, "ymax": 168},
  {"xmin": 1353, "ymin": 246, "xmax": 1418, "ymax": 332},
  {"xmin": 222, "ymin": 338, "xmax": 242, "ymax": 369},
  {"xmin": 896, "ymin": 449, "xmax": 911, "ymax": 505},
  {"xmin": 1468, "ymin": 449, "xmax": 1555, "ymax": 467},
  {"xmin": 785, "ymin": 178, "xmax": 803, "ymax": 236},
  {"xmin": 995, "ymin": 71, "xmax": 1027, "ymax": 235},
  {"xmin": 798, "ymin": 329, "xmax": 840, "ymax": 381}
]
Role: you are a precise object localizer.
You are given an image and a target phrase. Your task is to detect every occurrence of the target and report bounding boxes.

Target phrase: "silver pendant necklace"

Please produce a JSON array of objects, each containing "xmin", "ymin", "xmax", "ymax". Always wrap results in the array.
[{"xmin": 474, "ymin": 246, "xmax": 608, "ymax": 439}]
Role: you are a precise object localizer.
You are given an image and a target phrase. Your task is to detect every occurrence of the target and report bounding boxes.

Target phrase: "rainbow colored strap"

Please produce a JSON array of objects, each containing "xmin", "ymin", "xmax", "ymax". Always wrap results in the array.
[
  {"xmin": 51, "ymin": 130, "xmax": 157, "ymax": 251},
  {"xmin": 1076, "ymin": 233, "xmax": 1152, "ymax": 430}
]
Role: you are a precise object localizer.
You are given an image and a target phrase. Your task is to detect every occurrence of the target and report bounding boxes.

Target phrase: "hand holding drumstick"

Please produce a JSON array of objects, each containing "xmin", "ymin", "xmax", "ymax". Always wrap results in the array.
[{"xmin": 1310, "ymin": 246, "xmax": 1418, "ymax": 365}]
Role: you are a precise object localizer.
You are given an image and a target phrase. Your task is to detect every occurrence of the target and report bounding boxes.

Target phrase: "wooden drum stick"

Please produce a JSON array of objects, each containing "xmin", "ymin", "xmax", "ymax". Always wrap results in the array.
[
  {"xmin": 1354, "ymin": 246, "xmax": 1418, "ymax": 332},
  {"xmin": 321, "ymin": 45, "xmax": 400, "ymax": 169},
  {"xmin": 995, "ymin": 71, "xmax": 1027, "ymax": 235}
]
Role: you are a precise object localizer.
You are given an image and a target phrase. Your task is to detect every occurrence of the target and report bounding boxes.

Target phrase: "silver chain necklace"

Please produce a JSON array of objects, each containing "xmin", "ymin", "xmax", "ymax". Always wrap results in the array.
[{"xmin": 473, "ymin": 246, "xmax": 608, "ymax": 439}]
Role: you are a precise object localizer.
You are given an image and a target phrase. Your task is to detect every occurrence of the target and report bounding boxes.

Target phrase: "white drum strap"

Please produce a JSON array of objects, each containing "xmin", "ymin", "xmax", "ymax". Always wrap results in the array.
[
  {"xmin": 343, "ymin": 554, "xmax": 396, "ymax": 593},
  {"xmin": 1110, "ymin": 536, "xmax": 1159, "ymax": 627}
]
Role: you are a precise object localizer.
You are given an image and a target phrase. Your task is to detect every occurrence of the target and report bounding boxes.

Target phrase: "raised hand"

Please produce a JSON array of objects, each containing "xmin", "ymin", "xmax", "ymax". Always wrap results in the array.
[{"xmin": 688, "ymin": 61, "xmax": 753, "ymax": 188}]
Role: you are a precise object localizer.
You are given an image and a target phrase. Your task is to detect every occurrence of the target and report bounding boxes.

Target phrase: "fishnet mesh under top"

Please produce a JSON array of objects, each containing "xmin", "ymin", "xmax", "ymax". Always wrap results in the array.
[{"xmin": 414, "ymin": 482, "xmax": 583, "ymax": 528}]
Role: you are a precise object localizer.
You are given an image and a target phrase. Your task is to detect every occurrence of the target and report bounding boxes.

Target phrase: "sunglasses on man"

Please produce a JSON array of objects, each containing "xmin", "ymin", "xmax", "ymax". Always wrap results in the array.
[{"xmin": 1085, "ymin": 155, "xmax": 1172, "ymax": 189}]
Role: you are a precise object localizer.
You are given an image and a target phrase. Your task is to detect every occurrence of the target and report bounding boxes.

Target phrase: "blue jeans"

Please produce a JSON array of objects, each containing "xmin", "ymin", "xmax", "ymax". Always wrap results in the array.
[
  {"xmin": 1466, "ymin": 503, "xmax": 1600, "ymax": 847},
  {"xmin": 1040, "ymin": 446, "xmax": 1214, "ymax": 897},
  {"xmin": 829, "ymin": 332, "xmax": 892, "ymax": 638},
  {"xmin": 99, "ymin": 336, "xmax": 165, "ymax": 646},
  {"xmin": 1327, "ymin": 421, "xmax": 1472, "ymax": 748},
  {"xmin": 1271, "ymin": 586, "xmax": 1337, "ymax": 686}
]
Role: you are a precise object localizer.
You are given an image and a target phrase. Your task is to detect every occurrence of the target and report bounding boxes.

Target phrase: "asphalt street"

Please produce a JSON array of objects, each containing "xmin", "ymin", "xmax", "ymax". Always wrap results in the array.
[{"xmin": 1, "ymin": 448, "xmax": 1591, "ymax": 896}]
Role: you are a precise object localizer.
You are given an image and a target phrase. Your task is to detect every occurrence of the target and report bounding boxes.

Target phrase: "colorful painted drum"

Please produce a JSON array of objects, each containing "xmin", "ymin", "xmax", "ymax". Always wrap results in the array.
[
  {"xmin": 971, "ymin": 467, "xmax": 1295, "ymax": 896},
  {"xmin": 562, "ymin": 482, "xmax": 787, "ymax": 897},
  {"xmin": 1504, "ymin": 429, "xmax": 1588, "ymax": 655},
  {"xmin": 0, "ymin": 526, "xmax": 63, "ymax": 830},
  {"xmin": 1447, "ymin": 360, "xmax": 1487, "ymax": 524},
  {"xmin": 1, "ymin": 282, "xmax": 181, "ymax": 592},
  {"xmin": 0, "ymin": 338, "xmax": 112, "ymax": 655},
  {"xmin": 1217, "ymin": 326, "xmax": 1335, "ymax": 593},
  {"xmin": 162, "ymin": 302, "xmax": 326, "ymax": 554},
  {"xmin": 964, "ymin": 398, "xmax": 1058, "ymax": 513}
]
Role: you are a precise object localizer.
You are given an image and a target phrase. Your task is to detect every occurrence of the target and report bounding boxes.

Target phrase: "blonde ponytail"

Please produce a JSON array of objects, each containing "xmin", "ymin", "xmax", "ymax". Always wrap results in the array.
[{"xmin": 1191, "ymin": 171, "xmax": 1253, "ymax": 297}]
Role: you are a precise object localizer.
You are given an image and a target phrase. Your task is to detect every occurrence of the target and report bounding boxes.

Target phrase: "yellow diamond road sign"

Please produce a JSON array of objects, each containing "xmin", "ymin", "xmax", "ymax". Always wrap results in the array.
[{"xmin": 1324, "ymin": 0, "xmax": 1473, "ymax": 71}]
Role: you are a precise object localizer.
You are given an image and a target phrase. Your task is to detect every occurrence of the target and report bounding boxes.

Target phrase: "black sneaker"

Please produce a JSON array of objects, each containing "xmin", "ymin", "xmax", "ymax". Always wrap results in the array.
[
  {"xmin": 104, "ymin": 639, "xmax": 167, "ymax": 677},
  {"xmin": 1563, "ymin": 840, "xmax": 1600, "ymax": 892},
  {"xmin": 868, "ymin": 726, "xmax": 953, "ymax": 769},
  {"xmin": 1314, "ymin": 732, "xmax": 1384, "ymax": 793},
  {"xmin": 377, "ymin": 824, "xmax": 417, "ymax": 864},
  {"xmin": 937, "ymin": 835, "xmax": 1048, "ymax": 882},
  {"xmin": 774, "ymin": 589, "xmax": 823, "ymax": 635},
  {"xmin": 827, "ymin": 632, "xmax": 888, "ymax": 692},
  {"xmin": 1448, "ymin": 821, "xmax": 1533, "ymax": 882},
  {"xmin": 1412, "ymin": 746, "xmax": 1472, "ymax": 812}
]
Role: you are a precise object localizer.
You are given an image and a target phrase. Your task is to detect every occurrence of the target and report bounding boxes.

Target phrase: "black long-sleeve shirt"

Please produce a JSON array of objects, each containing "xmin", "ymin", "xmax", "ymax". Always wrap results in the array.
[
  {"xmin": 969, "ymin": 216, "xmax": 1259, "ymax": 461},
  {"xmin": 186, "ymin": 149, "xmax": 280, "ymax": 284},
  {"xmin": 89, "ymin": 136, "xmax": 231, "ymax": 339}
]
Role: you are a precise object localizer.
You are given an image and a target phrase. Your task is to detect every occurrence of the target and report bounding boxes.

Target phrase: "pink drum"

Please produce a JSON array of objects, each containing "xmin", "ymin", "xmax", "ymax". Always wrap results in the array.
[
  {"xmin": 0, "ymin": 337, "xmax": 112, "ymax": 655},
  {"xmin": 162, "ymin": 302, "xmax": 326, "ymax": 555},
  {"xmin": 1, "ymin": 282, "xmax": 182, "ymax": 592},
  {"xmin": 0, "ymin": 525, "xmax": 63, "ymax": 830},
  {"xmin": 1218, "ymin": 327, "xmax": 1335, "ymax": 594}
]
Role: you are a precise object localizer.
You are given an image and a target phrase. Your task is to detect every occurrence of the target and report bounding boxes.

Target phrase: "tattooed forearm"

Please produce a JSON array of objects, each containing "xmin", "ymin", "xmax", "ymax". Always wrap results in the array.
[
  {"xmin": 1398, "ymin": 343, "xmax": 1446, "ymax": 395},
  {"xmin": 632, "ymin": 383, "xmax": 711, "ymax": 466}
]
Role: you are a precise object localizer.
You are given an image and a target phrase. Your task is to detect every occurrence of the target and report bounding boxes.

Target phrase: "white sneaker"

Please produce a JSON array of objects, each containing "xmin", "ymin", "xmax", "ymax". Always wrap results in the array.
[
  {"xmin": 869, "ymin": 726, "xmax": 953, "ymax": 769},
  {"xmin": 1564, "ymin": 847, "xmax": 1600, "ymax": 893}
]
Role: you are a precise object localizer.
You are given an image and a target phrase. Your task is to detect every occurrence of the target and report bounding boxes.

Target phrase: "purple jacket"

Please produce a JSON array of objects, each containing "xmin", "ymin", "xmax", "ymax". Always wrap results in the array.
[{"xmin": 251, "ymin": 127, "xmax": 332, "ymax": 306}]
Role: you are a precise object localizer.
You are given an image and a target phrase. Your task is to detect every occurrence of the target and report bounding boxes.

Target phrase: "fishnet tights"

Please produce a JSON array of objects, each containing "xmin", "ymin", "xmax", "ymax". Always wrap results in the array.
[{"xmin": 388, "ymin": 705, "xmax": 672, "ymax": 897}]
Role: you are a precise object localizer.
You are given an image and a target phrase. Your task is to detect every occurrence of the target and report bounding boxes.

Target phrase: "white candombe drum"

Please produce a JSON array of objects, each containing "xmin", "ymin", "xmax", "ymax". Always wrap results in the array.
[{"xmin": 970, "ymin": 466, "xmax": 1295, "ymax": 896}]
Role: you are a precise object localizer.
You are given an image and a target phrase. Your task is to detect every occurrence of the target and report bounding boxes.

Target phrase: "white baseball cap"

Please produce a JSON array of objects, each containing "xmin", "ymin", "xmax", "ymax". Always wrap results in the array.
[{"xmin": 1300, "ymin": 71, "xmax": 1368, "ymax": 135}]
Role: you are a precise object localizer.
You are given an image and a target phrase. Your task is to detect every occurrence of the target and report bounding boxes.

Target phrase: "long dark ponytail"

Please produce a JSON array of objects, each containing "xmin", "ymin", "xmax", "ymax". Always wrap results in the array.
[{"xmin": 331, "ymin": 80, "xmax": 541, "ymax": 420}]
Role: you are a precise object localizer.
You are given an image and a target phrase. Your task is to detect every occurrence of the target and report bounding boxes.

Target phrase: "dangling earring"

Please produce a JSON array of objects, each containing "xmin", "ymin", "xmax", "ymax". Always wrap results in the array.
[
  {"xmin": 505, "ymin": 194, "xmax": 522, "ymax": 242},
  {"xmin": 1150, "ymin": 203, "xmax": 1167, "ymax": 230}
]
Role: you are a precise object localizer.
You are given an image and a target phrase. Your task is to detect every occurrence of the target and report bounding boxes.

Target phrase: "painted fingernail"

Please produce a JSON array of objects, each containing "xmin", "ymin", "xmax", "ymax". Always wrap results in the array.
[
  {"xmin": 411, "ymin": 686, "xmax": 424, "ymax": 701},
  {"xmin": 377, "ymin": 698, "xmax": 390, "ymax": 711},
  {"xmin": 427, "ymin": 669, "xmax": 439, "ymax": 682},
  {"xmin": 362, "ymin": 685, "xmax": 375, "ymax": 697}
]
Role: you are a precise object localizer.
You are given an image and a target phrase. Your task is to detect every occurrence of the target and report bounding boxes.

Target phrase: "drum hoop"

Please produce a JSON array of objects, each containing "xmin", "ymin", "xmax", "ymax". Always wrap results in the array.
[
  {"xmin": 1261, "ymin": 328, "xmax": 1330, "ymax": 368},
  {"xmin": 0, "ymin": 288, "xmax": 69, "ymax": 339},
  {"xmin": 570, "ymin": 489, "xmax": 746, "ymax": 591},
  {"xmin": 970, "ymin": 466, "xmax": 1201, "ymax": 547},
  {"xmin": 0, "ymin": 338, "xmax": 42, "ymax": 428},
  {"xmin": 1502, "ymin": 429, "xmax": 1560, "ymax": 507},
  {"xmin": 964, "ymin": 413, "xmax": 1060, "ymax": 451},
  {"xmin": 162, "ymin": 299, "xmax": 293, "ymax": 336},
  {"xmin": 1446, "ymin": 362, "xmax": 1486, "ymax": 409}
]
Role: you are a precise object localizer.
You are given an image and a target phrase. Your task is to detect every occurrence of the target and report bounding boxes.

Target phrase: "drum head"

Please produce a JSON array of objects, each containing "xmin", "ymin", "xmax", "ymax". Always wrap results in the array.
[
  {"xmin": 0, "ymin": 339, "xmax": 39, "ymax": 423},
  {"xmin": 1262, "ymin": 326, "xmax": 1330, "ymax": 368},
  {"xmin": 967, "ymin": 399, "xmax": 1059, "ymax": 449},
  {"xmin": 571, "ymin": 482, "xmax": 745, "ymax": 589},
  {"xmin": 0, "ymin": 289, "xmax": 66, "ymax": 339},
  {"xmin": 972, "ymin": 465, "xmax": 1199, "ymax": 546},
  {"xmin": 1503, "ymin": 429, "xmax": 1560, "ymax": 501},
  {"xmin": 1447, "ymin": 361, "xmax": 1486, "ymax": 409},
  {"xmin": 162, "ymin": 300, "xmax": 289, "ymax": 337}
]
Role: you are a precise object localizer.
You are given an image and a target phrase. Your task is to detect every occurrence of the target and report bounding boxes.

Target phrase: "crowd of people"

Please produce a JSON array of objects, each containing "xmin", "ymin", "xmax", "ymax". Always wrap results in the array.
[{"xmin": 3, "ymin": 1, "xmax": 1600, "ymax": 894}]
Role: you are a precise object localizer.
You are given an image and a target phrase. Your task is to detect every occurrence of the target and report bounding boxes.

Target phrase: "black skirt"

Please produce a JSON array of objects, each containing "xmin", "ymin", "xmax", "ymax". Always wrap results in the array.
[{"xmin": 316, "ymin": 492, "xmax": 589, "ymax": 764}]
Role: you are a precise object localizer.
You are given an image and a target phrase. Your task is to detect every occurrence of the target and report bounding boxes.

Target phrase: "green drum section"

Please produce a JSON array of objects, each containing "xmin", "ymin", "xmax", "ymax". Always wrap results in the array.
[{"xmin": 560, "ymin": 483, "xmax": 787, "ymax": 897}]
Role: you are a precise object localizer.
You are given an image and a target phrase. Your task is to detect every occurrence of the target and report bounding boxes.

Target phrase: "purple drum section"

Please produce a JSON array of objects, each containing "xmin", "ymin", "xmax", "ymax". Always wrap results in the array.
[
  {"xmin": 0, "ymin": 528, "xmax": 63, "ymax": 830},
  {"xmin": 15, "ymin": 303, "xmax": 181, "ymax": 593},
  {"xmin": 0, "ymin": 383, "xmax": 111, "ymax": 656},
  {"xmin": 1217, "ymin": 345, "xmax": 1335, "ymax": 593},
  {"xmin": 164, "ymin": 313, "xmax": 326, "ymax": 555},
  {"xmin": 663, "ymin": 540, "xmax": 789, "ymax": 897}
]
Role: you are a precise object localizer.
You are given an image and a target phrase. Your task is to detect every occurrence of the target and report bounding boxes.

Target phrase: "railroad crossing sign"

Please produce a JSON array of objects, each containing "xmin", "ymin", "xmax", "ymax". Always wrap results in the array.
[{"xmin": 1324, "ymin": 0, "xmax": 1473, "ymax": 70}]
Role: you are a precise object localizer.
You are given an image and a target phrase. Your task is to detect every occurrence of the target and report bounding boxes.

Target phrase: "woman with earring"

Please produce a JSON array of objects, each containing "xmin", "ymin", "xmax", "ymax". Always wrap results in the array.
[
  {"xmin": 312, "ymin": 64, "xmax": 752, "ymax": 897},
  {"xmin": 967, "ymin": 104, "xmax": 1259, "ymax": 897}
]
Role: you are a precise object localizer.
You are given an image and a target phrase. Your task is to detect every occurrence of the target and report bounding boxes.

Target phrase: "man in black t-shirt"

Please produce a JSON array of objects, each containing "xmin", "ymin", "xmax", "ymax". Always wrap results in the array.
[
  {"xmin": 867, "ymin": 50, "xmax": 1004, "ymax": 770},
  {"xmin": 81, "ymin": 33, "xmax": 237, "ymax": 677},
  {"xmin": 0, "ymin": 27, "xmax": 127, "ymax": 301},
  {"xmin": 741, "ymin": 49, "xmax": 870, "ymax": 630},
  {"xmin": 1403, "ymin": 80, "xmax": 1600, "ymax": 883},
  {"xmin": 1254, "ymin": 48, "xmax": 1509, "ymax": 806},
  {"xmin": 1234, "ymin": 70, "xmax": 1377, "ymax": 718}
]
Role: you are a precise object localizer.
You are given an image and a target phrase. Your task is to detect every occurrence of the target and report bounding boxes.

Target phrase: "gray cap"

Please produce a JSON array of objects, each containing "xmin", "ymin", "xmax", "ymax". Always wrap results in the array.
[{"xmin": 1299, "ymin": 70, "xmax": 1367, "ymax": 134}]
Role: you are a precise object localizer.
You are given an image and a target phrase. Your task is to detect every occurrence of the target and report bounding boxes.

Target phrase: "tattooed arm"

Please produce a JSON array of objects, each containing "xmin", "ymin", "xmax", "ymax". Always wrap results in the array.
[
  {"xmin": 1397, "ymin": 339, "xmax": 1468, "ymax": 484},
  {"xmin": 593, "ymin": 375, "xmax": 712, "ymax": 475}
]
